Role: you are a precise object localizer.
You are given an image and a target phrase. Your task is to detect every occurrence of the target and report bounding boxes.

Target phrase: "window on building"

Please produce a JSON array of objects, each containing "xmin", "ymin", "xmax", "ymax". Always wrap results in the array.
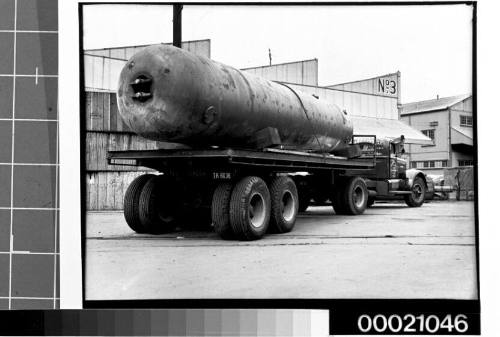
[
  {"xmin": 458, "ymin": 159, "xmax": 474, "ymax": 166},
  {"xmin": 421, "ymin": 129, "xmax": 435, "ymax": 144},
  {"xmin": 411, "ymin": 160, "xmax": 448, "ymax": 169},
  {"xmin": 460, "ymin": 115, "xmax": 473, "ymax": 127}
]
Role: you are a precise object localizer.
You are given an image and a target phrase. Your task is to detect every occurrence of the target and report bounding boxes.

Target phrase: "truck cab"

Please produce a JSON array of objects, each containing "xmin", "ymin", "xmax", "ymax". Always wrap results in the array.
[{"xmin": 352, "ymin": 135, "xmax": 428, "ymax": 207}]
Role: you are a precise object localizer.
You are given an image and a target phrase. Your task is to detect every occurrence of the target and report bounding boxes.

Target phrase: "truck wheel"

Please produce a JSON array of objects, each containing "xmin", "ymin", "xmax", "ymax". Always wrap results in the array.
[
  {"xmin": 333, "ymin": 177, "xmax": 368, "ymax": 215},
  {"xmin": 139, "ymin": 175, "xmax": 179, "ymax": 234},
  {"xmin": 404, "ymin": 176, "xmax": 426, "ymax": 207},
  {"xmin": 229, "ymin": 176, "xmax": 271, "ymax": 240},
  {"xmin": 343, "ymin": 177, "xmax": 368, "ymax": 215},
  {"xmin": 367, "ymin": 197, "xmax": 375, "ymax": 208},
  {"xmin": 124, "ymin": 174, "xmax": 155, "ymax": 233},
  {"xmin": 269, "ymin": 176, "xmax": 298, "ymax": 233},
  {"xmin": 212, "ymin": 182, "xmax": 234, "ymax": 239}
]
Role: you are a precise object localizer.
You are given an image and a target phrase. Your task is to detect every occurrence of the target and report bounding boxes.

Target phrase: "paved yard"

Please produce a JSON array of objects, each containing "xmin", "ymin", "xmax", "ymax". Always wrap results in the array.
[{"xmin": 85, "ymin": 200, "xmax": 477, "ymax": 300}]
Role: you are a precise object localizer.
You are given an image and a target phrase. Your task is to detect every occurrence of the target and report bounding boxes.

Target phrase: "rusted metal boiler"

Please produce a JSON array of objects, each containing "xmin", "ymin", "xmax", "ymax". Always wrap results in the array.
[{"xmin": 117, "ymin": 45, "xmax": 353, "ymax": 153}]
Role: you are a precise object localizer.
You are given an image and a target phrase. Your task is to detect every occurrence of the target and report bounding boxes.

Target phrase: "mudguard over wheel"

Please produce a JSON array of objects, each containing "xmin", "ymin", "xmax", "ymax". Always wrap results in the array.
[
  {"xmin": 139, "ymin": 175, "xmax": 179, "ymax": 234},
  {"xmin": 405, "ymin": 176, "xmax": 426, "ymax": 207},
  {"xmin": 124, "ymin": 174, "xmax": 155, "ymax": 233},
  {"xmin": 333, "ymin": 177, "xmax": 368, "ymax": 215},
  {"xmin": 269, "ymin": 176, "xmax": 299, "ymax": 234},
  {"xmin": 229, "ymin": 176, "xmax": 271, "ymax": 241},
  {"xmin": 212, "ymin": 182, "xmax": 234, "ymax": 239}
]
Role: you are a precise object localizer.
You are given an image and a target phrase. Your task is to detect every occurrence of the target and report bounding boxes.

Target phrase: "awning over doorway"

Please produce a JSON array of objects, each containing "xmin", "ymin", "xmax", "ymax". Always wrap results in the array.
[{"xmin": 350, "ymin": 116, "xmax": 433, "ymax": 145}]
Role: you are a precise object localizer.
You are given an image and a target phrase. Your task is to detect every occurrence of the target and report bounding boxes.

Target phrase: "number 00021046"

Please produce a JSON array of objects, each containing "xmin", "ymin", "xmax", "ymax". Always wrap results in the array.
[{"xmin": 357, "ymin": 314, "xmax": 468, "ymax": 334}]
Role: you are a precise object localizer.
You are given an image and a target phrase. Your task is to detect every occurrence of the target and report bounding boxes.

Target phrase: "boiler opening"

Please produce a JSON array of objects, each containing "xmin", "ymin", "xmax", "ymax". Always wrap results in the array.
[{"xmin": 130, "ymin": 75, "xmax": 153, "ymax": 102}]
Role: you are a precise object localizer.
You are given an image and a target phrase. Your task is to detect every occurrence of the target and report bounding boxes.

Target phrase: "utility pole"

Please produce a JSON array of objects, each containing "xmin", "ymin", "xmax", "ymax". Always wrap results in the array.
[
  {"xmin": 268, "ymin": 48, "xmax": 272, "ymax": 66},
  {"xmin": 173, "ymin": 4, "xmax": 183, "ymax": 48}
]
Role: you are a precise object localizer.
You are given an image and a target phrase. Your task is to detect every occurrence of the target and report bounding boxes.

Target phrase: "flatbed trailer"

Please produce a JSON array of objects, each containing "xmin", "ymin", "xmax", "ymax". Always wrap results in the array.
[
  {"xmin": 108, "ymin": 147, "xmax": 375, "ymax": 172},
  {"xmin": 107, "ymin": 147, "xmax": 381, "ymax": 240},
  {"xmin": 108, "ymin": 139, "xmax": 427, "ymax": 241}
]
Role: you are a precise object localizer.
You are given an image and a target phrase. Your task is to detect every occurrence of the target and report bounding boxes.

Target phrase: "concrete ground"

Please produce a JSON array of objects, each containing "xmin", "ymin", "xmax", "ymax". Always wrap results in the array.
[{"xmin": 85, "ymin": 201, "xmax": 477, "ymax": 300}]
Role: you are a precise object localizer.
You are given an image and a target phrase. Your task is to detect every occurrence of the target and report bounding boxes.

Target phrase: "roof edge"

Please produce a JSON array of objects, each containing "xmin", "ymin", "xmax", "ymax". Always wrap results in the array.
[
  {"xmin": 240, "ymin": 58, "xmax": 318, "ymax": 71},
  {"xmin": 401, "ymin": 94, "xmax": 472, "ymax": 115},
  {"xmin": 85, "ymin": 38, "xmax": 211, "ymax": 52}
]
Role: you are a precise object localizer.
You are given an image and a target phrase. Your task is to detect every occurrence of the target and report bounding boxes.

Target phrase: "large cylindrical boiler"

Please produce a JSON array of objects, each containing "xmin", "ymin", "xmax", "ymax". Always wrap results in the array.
[{"xmin": 117, "ymin": 45, "xmax": 353, "ymax": 153}]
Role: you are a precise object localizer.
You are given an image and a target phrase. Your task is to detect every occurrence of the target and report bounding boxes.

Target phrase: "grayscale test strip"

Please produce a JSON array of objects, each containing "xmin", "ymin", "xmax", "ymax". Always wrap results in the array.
[{"xmin": 0, "ymin": 0, "xmax": 59, "ymax": 309}]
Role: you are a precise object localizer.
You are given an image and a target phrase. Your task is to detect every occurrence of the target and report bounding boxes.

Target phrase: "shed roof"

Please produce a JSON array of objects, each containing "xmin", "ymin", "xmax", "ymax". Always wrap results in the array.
[
  {"xmin": 401, "ymin": 94, "xmax": 470, "ymax": 115},
  {"xmin": 351, "ymin": 116, "xmax": 433, "ymax": 145}
]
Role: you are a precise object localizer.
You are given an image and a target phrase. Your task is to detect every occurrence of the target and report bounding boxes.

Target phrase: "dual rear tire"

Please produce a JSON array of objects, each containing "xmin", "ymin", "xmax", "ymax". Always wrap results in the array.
[
  {"xmin": 124, "ymin": 174, "xmax": 180, "ymax": 234},
  {"xmin": 212, "ymin": 176, "xmax": 299, "ymax": 241},
  {"xmin": 229, "ymin": 176, "xmax": 271, "ymax": 240},
  {"xmin": 124, "ymin": 174, "xmax": 300, "ymax": 240}
]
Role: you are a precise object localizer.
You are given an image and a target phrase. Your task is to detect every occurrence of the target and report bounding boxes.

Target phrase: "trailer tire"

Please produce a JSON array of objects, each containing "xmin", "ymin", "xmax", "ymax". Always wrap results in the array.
[
  {"xmin": 230, "ymin": 176, "xmax": 271, "ymax": 240},
  {"xmin": 269, "ymin": 176, "xmax": 298, "ymax": 233},
  {"xmin": 212, "ymin": 182, "xmax": 234, "ymax": 239},
  {"xmin": 404, "ymin": 176, "xmax": 426, "ymax": 207},
  {"xmin": 139, "ymin": 175, "xmax": 178, "ymax": 234},
  {"xmin": 124, "ymin": 174, "xmax": 155, "ymax": 233}
]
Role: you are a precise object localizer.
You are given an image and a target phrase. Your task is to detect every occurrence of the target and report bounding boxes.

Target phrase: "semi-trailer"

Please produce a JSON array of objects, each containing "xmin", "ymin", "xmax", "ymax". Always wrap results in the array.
[{"xmin": 108, "ymin": 45, "xmax": 428, "ymax": 241}]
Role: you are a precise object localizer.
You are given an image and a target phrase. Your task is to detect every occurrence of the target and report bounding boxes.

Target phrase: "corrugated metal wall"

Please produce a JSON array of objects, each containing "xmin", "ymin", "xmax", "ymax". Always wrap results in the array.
[
  {"xmin": 285, "ymin": 82, "xmax": 398, "ymax": 120},
  {"xmin": 241, "ymin": 59, "xmax": 318, "ymax": 86},
  {"xmin": 86, "ymin": 91, "xmax": 131, "ymax": 132},
  {"xmin": 86, "ymin": 131, "xmax": 159, "ymax": 172},
  {"xmin": 327, "ymin": 72, "xmax": 399, "ymax": 99},
  {"xmin": 86, "ymin": 171, "xmax": 149, "ymax": 211},
  {"xmin": 85, "ymin": 39, "xmax": 211, "ymax": 60},
  {"xmin": 85, "ymin": 91, "xmax": 160, "ymax": 210},
  {"xmin": 85, "ymin": 39, "xmax": 211, "ymax": 92}
]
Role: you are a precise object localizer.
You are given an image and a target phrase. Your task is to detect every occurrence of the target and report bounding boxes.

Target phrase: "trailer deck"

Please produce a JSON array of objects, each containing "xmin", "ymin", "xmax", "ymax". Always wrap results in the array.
[{"xmin": 108, "ymin": 147, "xmax": 375, "ymax": 171}]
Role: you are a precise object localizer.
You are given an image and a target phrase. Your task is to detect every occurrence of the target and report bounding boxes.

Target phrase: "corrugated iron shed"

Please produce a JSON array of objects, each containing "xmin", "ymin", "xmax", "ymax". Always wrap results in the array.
[
  {"xmin": 241, "ymin": 59, "xmax": 318, "ymax": 86},
  {"xmin": 401, "ymin": 94, "xmax": 471, "ymax": 115},
  {"xmin": 327, "ymin": 72, "xmax": 400, "ymax": 99}
]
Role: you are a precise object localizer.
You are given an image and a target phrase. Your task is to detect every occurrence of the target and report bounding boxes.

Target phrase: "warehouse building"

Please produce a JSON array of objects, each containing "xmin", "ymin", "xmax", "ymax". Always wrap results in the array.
[
  {"xmin": 84, "ymin": 39, "xmax": 430, "ymax": 210},
  {"xmin": 401, "ymin": 94, "xmax": 473, "ymax": 175}
]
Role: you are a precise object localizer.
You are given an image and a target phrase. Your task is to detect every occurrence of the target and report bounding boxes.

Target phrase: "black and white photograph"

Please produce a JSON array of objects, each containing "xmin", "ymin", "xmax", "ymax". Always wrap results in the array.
[{"xmin": 82, "ymin": 3, "xmax": 476, "ymax": 302}]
